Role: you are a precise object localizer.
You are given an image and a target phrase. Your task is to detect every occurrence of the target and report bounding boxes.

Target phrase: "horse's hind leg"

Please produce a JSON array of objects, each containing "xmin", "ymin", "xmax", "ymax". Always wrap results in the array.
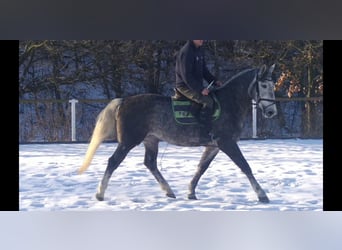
[
  {"xmin": 143, "ymin": 138, "xmax": 176, "ymax": 198},
  {"xmin": 188, "ymin": 146, "xmax": 220, "ymax": 200},
  {"xmin": 218, "ymin": 139, "xmax": 269, "ymax": 203},
  {"xmin": 96, "ymin": 143, "xmax": 133, "ymax": 201}
]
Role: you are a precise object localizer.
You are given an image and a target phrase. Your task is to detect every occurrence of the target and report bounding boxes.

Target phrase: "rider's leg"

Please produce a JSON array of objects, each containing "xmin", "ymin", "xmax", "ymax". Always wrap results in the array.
[{"xmin": 176, "ymin": 87, "xmax": 215, "ymax": 140}]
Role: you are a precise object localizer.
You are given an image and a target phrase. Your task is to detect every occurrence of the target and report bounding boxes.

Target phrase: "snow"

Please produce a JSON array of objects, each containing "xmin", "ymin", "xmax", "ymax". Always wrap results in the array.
[
  {"xmin": 9, "ymin": 138, "xmax": 342, "ymax": 250},
  {"xmin": 19, "ymin": 139, "xmax": 323, "ymax": 211}
]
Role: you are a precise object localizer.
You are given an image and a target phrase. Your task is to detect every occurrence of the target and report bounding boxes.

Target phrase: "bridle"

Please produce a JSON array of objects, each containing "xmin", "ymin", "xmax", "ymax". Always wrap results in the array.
[
  {"xmin": 215, "ymin": 67, "xmax": 276, "ymax": 108},
  {"xmin": 248, "ymin": 72, "xmax": 276, "ymax": 108}
]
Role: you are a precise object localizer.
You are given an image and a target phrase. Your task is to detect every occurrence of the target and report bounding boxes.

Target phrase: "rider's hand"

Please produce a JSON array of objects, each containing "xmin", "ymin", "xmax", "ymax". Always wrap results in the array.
[{"xmin": 202, "ymin": 88, "xmax": 210, "ymax": 96}]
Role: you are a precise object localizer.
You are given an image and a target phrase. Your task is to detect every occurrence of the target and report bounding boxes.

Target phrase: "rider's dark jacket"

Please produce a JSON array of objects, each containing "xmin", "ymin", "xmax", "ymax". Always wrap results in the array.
[{"xmin": 175, "ymin": 40, "xmax": 217, "ymax": 93}]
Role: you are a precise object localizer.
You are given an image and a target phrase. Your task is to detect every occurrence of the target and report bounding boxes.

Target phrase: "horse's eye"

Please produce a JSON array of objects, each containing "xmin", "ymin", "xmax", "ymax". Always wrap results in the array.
[{"xmin": 261, "ymin": 84, "xmax": 267, "ymax": 88}]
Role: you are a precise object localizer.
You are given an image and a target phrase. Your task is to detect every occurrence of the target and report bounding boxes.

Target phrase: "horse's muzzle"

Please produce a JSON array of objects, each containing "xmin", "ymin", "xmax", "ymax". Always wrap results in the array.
[
  {"xmin": 263, "ymin": 107, "xmax": 277, "ymax": 118},
  {"xmin": 266, "ymin": 110, "xmax": 276, "ymax": 118}
]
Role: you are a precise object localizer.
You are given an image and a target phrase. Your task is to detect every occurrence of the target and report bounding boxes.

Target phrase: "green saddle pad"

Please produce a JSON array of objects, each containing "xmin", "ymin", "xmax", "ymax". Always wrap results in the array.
[{"xmin": 171, "ymin": 96, "xmax": 221, "ymax": 125}]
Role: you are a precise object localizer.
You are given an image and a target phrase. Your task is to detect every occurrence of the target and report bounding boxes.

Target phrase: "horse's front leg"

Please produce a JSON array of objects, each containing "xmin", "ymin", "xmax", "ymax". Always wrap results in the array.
[
  {"xmin": 217, "ymin": 139, "xmax": 269, "ymax": 203},
  {"xmin": 188, "ymin": 146, "xmax": 220, "ymax": 200}
]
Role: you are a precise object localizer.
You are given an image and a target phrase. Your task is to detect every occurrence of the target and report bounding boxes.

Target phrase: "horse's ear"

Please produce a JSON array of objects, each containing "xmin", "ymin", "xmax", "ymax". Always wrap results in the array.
[
  {"xmin": 267, "ymin": 64, "xmax": 276, "ymax": 79},
  {"xmin": 258, "ymin": 65, "xmax": 267, "ymax": 78},
  {"xmin": 269, "ymin": 64, "xmax": 275, "ymax": 73}
]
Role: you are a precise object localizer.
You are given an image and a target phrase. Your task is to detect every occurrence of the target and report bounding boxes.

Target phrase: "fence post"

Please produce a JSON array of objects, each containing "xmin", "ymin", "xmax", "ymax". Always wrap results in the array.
[
  {"xmin": 252, "ymin": 100, "xmax": 257, "ymax": 138},
  {"xmin": 69, "ymin": 99, "xmax": 79, "ymax": 141}
]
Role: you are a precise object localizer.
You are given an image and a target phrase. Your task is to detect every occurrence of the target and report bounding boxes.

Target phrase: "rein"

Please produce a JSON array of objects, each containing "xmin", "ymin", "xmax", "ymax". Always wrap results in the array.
[
  {"xmin": 215, "ymin": 68, "xmax": 254, "ymax": 91},
  {"xmin": 215, "ymin": 68, "xmax": 276, "ymax": 107}
]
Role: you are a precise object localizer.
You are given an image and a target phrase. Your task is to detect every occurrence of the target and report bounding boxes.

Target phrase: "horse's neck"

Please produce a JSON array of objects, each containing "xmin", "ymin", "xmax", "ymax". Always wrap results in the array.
[
  {"xmin": 223, "ymin": 69, "xmax": 255, "ymax": 99},
  {"xmin": 218, "ymin": 69, "xmax": 256, "ymax": 118}
]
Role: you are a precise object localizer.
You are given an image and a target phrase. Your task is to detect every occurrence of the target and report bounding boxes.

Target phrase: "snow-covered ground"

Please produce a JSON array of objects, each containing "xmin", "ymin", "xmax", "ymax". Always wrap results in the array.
[
  {"xmin": 11, "ymin": 139, "xmax": 342, "ymax": 250},
  {"xmin": 19, "ymin": 139, "xmax": 322, "ymax": 211}
]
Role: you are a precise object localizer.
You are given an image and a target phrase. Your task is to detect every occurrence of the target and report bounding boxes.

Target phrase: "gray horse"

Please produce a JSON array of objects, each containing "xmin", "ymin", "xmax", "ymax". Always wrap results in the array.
[{"xmin": 79, "ymin": 64, "xmax": 277, "ymax": 203}]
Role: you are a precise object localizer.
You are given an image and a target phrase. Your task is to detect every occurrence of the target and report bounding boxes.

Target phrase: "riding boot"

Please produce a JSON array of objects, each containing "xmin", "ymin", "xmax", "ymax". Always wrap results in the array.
[{"xmin": 198, "ymin": 107, "xmax": 216, "ymax": 142}]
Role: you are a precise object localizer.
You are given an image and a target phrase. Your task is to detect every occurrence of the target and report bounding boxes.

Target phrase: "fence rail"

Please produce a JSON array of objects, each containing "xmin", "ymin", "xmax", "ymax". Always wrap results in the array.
[
  {"xmin": 19, "ymin": 97, "xmax": 323, "ymax": 143},
  {"xmin": 19, "ymin": 97, "xmax": 323, "ymax": 103}
]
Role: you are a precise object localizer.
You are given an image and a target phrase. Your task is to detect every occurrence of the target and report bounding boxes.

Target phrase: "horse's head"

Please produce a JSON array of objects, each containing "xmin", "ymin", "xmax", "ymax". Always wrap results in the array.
[{"xmin": 249, "ymin": 64, "xmax": 277, "ymax": 118}]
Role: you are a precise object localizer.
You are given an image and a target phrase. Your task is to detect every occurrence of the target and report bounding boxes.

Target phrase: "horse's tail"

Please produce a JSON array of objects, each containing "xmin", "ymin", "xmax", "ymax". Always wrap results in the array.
[{"xmin": 78, "ymin": 98, "xmax": 123, "ymax": 174}]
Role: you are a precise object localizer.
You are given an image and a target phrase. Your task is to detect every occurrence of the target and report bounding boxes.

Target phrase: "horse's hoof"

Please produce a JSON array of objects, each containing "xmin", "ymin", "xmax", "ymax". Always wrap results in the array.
[
  {"xmin": 166, "ymin": 193, "xmax": 176, "ymax": 198},
  {"xmin": 258, "ymin": 196, "xmax": 270, "ymax": 203},
  {"xmin": 188, "ymin": 194, "xmax": 197, "ymax": 200},
  {"xmin": 96, "ymin": 193, "xmax": 104, "ymax": 201}
]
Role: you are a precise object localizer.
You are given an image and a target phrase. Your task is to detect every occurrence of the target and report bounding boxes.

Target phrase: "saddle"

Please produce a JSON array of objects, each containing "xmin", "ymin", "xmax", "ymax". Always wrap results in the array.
[{"xmin": 171, "ymin": 88, "xmax": 221, "ymax": 125}]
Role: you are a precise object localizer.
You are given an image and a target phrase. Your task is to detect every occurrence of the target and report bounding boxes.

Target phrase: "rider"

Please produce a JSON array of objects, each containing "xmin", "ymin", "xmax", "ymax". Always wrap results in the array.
[{"xmin": 175, "ymin": 40, "xmax": 222, "ymax": 141}]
